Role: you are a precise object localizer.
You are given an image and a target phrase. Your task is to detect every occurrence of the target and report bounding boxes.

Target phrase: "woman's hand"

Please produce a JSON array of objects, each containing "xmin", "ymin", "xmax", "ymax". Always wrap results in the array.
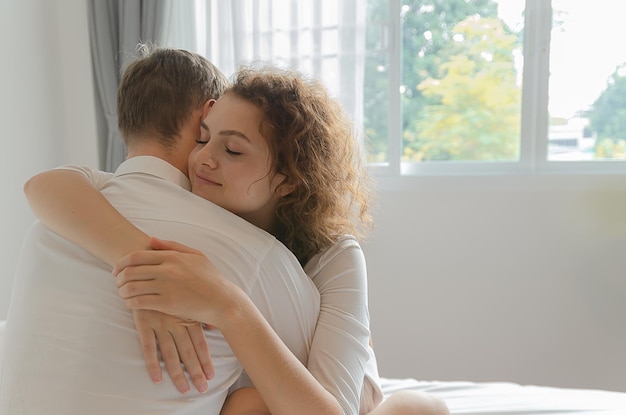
[
  {"xmin": 116, "ymin": 239, "xmax": 342, "ymax": 415},
  {"xmin": 114, "ymin": 237, "xmax": 241, "ymax": 328},
  {"xmin": 131, "ymin": 309, "xmax": 214, "ymax": 395}
]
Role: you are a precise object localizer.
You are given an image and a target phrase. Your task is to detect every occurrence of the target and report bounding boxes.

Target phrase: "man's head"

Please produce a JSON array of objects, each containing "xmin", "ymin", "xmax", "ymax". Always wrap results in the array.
[{"xmin": 117, "ymin": 45, "xmax": 228, "ymax": 168}]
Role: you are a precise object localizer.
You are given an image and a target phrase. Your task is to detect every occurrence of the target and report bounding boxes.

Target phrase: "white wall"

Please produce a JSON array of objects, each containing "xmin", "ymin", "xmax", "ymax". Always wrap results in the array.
[
  {"xmin": 0, "ymin": 0, "xmax": 98, "ymax": 318},
  {"xmin": 1, "ymin": 0, "xmax": 625, "ymax": 395},
  {"xmin": 364, "ymin": 175, "xmax": 626, "ymax": 393}
]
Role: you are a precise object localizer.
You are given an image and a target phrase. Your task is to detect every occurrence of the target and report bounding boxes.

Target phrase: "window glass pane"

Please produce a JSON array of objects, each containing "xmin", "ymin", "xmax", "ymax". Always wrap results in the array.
[
  {"xmin": 363, "ymin": 1, "xmax": 390, "ymax": 163},
  {"xmin": 363, "ymin": 0, "xmax": 525, "ymax": 164},
  {"xmin": 403, "ymin": 0, "xmax": 523, "ymax": 162},
  {"xmin": 549, "ymin": 0, "xmax": 626, "ymax": 161}
]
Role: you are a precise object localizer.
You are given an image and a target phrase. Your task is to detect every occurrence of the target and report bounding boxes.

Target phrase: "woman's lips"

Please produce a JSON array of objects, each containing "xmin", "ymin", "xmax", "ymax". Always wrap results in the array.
[{"xmin": 194, "ymin": 172, "xmax": 222, "ymax": 186}]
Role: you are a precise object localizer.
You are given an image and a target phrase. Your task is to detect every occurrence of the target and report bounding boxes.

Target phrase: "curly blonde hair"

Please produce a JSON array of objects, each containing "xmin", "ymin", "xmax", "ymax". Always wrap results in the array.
[{"xmin": 230, "ymin": 66, "xmax": 374, "ymax": 264}]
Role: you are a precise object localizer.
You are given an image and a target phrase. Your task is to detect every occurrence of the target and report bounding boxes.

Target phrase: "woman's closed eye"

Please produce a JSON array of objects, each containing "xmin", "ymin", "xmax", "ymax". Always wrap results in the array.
[
  {"xmin": 195, "ymin": 138, "xmax": 241, "ymax": 155},
  {"xmin": 225, "ymin": 147, "xmax": 242, "ymax": 156}
]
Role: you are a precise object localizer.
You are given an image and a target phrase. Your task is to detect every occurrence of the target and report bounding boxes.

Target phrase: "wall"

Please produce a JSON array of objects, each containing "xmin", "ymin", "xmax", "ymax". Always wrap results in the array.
[
  {"xmin": 364, "ymin": 175, "xmax": 626, "ymax": 393},
  {"xmin": 1, "ymin": 0, "xmax": 625, "ymax": 395},
  {"xmin": 0, "ymin": 0, "xmax": 98, "ymax": 318}
]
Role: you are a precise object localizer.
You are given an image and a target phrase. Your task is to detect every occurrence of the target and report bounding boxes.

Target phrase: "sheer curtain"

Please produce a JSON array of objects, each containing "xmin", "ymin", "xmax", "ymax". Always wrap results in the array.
[{"xmin": 166, "ymin": 0, "xmax": 367, "ymax": 128}]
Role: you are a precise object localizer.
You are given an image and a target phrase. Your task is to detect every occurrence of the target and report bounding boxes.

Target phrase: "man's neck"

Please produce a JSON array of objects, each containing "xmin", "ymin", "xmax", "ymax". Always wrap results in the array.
[{"xmin": 126, "ymin": 144, "xmax": 188, "ymax": 177}]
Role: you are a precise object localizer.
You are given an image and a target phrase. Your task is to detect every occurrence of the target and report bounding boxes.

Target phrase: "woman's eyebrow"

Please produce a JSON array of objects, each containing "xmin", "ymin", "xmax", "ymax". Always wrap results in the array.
[{"xmin": 219, "ymin": 130, "xmax": 251, "ymax": 142}]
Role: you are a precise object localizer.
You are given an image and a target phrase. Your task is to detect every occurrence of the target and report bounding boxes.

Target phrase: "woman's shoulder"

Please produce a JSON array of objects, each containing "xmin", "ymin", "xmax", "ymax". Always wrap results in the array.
[
  {"xmin": 306, "ymin": 234, "xmax": 360, "ymax": 263},
  {"xmin": 303, "ymin": 234, "xmax": 365, "ymax": 282}
]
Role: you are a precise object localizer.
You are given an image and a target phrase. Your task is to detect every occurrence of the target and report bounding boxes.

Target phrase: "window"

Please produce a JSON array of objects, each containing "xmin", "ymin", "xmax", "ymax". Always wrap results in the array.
[
  {"xmin": 548, "ymin": 0, "xmax": 626, "ymax": 163},
  {"xmin": 365, "ymin": 0, "xmax": 523, "ymax": 175},
  {"xmin": 364, "ymin": 0, "xmax": 626, "ymax": 176},
  {"xmin": 172, "ymin": 0, "xmax": 626, "ymax": 176}
]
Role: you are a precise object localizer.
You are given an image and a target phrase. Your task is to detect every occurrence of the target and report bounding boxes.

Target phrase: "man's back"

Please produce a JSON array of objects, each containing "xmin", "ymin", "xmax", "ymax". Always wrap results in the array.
[{"xmin": 0, "ymin": 157, "xmax": 320, "ymax": 415}]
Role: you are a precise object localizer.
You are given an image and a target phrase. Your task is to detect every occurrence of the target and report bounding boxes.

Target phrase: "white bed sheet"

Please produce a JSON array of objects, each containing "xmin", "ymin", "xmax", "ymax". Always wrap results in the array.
[
  {"xmin": 1, "ymin": 320, "xmax": 625, "ymax": 414},
  {"xmin": 380, "ymin": 377, "xmax": 626, "ymax": 414}
]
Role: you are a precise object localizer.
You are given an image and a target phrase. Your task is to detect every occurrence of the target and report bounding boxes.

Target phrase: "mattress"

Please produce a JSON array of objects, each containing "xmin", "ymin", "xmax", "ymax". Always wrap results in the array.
[{"xmin": 1, "ymin": 320, "xmax": 625, "ymax": 414}]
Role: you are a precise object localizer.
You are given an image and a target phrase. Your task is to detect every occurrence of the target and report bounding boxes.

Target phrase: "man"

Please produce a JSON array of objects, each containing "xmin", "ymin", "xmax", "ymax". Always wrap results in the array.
[{"xmin": 0, "ymin": 47, "xmax": 320, "ymax": 414}]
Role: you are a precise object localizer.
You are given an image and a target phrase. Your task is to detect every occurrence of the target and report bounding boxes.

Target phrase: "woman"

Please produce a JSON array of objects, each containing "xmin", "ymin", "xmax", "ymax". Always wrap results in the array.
[{"xmin": 25, "ymin": 65, "xmax": 448, "ymax": 415}]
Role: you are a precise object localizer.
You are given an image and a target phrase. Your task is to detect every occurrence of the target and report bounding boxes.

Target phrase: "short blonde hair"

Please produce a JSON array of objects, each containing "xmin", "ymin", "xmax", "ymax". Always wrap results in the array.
[{"xmin": 118, "ymin": 45, "xmax": 228, "ymax": 148}]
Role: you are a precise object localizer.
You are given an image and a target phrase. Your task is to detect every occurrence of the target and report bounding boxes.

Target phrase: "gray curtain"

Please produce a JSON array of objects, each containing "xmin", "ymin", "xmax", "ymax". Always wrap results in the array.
[{"xmin": 88, "ymin": 0, "xmax": 172, "ymax": 171}]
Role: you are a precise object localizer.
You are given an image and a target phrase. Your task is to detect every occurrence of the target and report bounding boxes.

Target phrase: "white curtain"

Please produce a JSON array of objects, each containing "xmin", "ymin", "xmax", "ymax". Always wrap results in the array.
[{"xmin": 166, "ymin": 0, "xmax": 367, "ymax": 127}]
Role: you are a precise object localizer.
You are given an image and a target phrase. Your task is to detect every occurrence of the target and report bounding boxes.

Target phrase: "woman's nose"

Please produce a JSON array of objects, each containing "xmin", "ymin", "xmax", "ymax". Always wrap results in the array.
[
  {"xmin": 203, "ymin": 157, "xmax": 217, "ymax": 169},
  {"xmin": 197, "ymin": 145, "xmax": 218, "ymax": 168}
]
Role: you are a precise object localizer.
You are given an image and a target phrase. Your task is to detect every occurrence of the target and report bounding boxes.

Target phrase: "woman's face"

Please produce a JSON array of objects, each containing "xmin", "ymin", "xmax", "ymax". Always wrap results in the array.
[{"xmin": 188, "ymin": 92, "xmax": 285, "ymax": 231}]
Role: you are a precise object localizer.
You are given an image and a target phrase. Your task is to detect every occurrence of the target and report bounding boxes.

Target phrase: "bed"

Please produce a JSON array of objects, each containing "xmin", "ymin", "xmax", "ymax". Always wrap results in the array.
[
  {"xmin": 379, "ymin": 377, "xmax": 626, "ymax": 414},
  {"xmin": 1, "ymin": 320, "xmax": 625, "ymax": 414}
]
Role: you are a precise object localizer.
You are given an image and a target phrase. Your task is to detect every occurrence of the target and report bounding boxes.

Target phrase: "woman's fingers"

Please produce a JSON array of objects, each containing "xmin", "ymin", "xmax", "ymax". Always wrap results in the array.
[
  {"xmin": 122, "ymin": 291, "xmax": 159, "ymax": 308},
  {"xmin": 188, "ymin": 323, "xmax": 215, "ymax": 381},
  {"xmin": 150, "ymin": 237, "xmax": 203, "ymax": 255},
  {"xmin": 173, "ymin": 323, "xmax": 211, "ymax": 393},
  {"xmin": 117, "ymin": 280, "xmax": 161, "ymax": 300},
  {"xmin": 116, "ymin": 258, "xmax": 179, "ymax": 287},
  {"xmin": 113, "ymin": 250, "xmax": 168, "ymax": 277},
  {"xmin": 131, "ymin": 310, "xmax": 213, "ymax": 395},
  {"xmin": 156, "ymin": 327, "xmax": 192, "ymax": 394},
  {"xmin": 113, "ymin": 238, "xmax": 229, "ymax": 323},
  {"xmin": 133, "ymin": 311, "xmax": 163, "ymax": 385}
]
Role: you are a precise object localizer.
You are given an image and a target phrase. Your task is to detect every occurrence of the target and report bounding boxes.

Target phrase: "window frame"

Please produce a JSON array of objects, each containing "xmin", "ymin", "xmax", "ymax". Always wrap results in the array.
[{"xmin": 369, "ymin": 0, "xmax": 626, "ymax": 180}]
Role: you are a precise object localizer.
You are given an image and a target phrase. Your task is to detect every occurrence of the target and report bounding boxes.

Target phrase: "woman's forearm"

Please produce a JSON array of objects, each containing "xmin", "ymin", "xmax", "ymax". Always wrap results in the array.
[
  {"xmin": 115, "ymin": 239, "xmax": 343, "ymax": 415},
  {"xmin": 218, "ymin": 292, "xmax": 343, "ymax": 415},
  {"xmin": 24, "ymin": 169, "xmax": 150, "ymax": 266}
]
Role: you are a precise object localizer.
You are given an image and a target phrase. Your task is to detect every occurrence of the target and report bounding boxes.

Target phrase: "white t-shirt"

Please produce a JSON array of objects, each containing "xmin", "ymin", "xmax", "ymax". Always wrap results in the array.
[{"xmin": 0, "ymin": 157, "xmax": 320, "ymax": 415}]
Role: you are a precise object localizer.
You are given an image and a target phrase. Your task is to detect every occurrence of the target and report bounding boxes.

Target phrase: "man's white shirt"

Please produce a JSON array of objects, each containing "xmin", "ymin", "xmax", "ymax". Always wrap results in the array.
[{"xmin": 0, "ymin": 156, "xmax": 320, "ymax": 415}]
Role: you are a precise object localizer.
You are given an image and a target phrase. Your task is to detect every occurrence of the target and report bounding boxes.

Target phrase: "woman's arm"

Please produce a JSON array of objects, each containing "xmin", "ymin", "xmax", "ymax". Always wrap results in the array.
[
  {"xmin": 23, "ymin": 167, "xmax": 214, "ymax": 394},
  {"xmin": 218, "ymin": 237, "xmax": 374, "ymax": 415},
  {"xmin": 116, "ymin": 238, "xmax": 344, "ymax": 415},
  {"xmin": 24, "ymin": 168, "xmax": 151, "ymax": 264},
  {"xmin": 115, "ymin": 235, "xmax": 372, "ymax": 415},
  {"xmin": 303, "ymin": 236, "xmax": 373, "ymax": 415},
  {"xmin": 219, "ymin": 388, "xmax": 269, "ymax": 415}
]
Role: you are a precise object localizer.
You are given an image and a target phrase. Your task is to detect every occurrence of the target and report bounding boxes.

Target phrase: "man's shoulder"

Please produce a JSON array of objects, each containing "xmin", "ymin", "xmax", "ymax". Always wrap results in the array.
[
  {"xmin": 103, "ymin": 175, "xmax": 279, "ymax": 260},
  {"xmin": 104, "ymin": 173, "xmax": 254, "ymax": 230},
  {"xmin": 19, "ymin": 220, "xmax": 110, "ymax": 267}
]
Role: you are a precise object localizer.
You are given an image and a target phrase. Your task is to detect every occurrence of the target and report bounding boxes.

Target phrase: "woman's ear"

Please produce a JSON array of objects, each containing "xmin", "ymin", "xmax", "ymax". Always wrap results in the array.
[
  {"xmin": 277, "ymin": 183, "xmax": 296, "ymax": 197},
  {"xmin": 273, "ymin": 173, "xmax": 295, "ymax": 197}
]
